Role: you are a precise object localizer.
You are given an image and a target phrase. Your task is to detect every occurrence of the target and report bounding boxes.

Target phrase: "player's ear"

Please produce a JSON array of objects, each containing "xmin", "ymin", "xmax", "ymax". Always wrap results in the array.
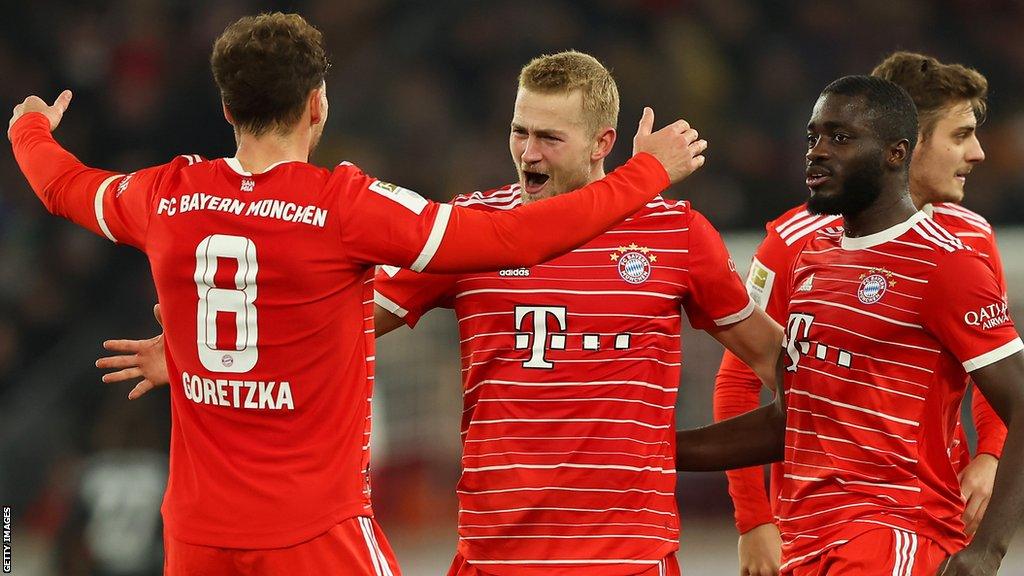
[
  {"xmin": 888, "ymin": 139, "xmax": 910, "ymax": 169},
  {"xmin": 591, "ymin": 127, "xmax": 617, "ymax": 162},
  {"xmin": 309, "ymin": 84, "xmax": 327, "ymax": 126},
  {"xmin": 222, "ymin": 102, "xmax": 235, "ymax": 126}
]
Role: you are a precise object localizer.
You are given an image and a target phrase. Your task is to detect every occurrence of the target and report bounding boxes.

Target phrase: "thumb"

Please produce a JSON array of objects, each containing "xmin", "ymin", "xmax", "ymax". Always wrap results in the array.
[
  {"xmin": 637, "ymin": 107, "xmax": 654, "ymax": 137},
  {"xmin": 52, "ymin": 90, "xmax": 73, "ymax": 114},
  {"xmin": 153, "ymin": 303, "xmax": 163, "ymax": 327}
]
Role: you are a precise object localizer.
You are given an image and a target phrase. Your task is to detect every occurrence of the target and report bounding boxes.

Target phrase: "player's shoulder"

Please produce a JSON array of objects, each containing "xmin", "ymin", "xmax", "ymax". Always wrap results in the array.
[
  {"xmin": 628, "ymin": 195, "xmax": 691, "ymax": 222},
  {"xmin": 450, "ymin": 183, "xmax": 523, "ymax": 211},
  {"xmin": 768, "ymin": 203, "xmax": 843, "ymax": 247},
  {"xmin": 927, "ymin": 202, "xmax": 994, "ymax": 238},
  {"xmin": 902, "ymin": 214, "xmax": 987, "ymax": 269}
]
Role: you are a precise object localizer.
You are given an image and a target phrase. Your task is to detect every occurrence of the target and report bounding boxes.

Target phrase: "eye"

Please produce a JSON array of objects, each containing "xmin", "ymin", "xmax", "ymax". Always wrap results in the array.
[
  {"xmin": 806, "ymin": 134, "xmax": 818, "ymax": 148},
  {"xmin": 832, "ymin": 133, "xmax": 850, "ymax": 144},
  {"xmin": 543, "ymin": 135, "xmax": 562, "ymax": 142}
]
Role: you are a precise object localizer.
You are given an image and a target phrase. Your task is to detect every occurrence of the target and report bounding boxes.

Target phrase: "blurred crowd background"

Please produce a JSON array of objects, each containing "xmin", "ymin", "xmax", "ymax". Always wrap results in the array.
[{"xmin": 2, "ymin": 1, "xmax": 1024, "ymax": 574}]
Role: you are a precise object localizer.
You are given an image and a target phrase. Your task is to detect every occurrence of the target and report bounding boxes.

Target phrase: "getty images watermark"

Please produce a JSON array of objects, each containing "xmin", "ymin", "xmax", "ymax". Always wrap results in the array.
[{"xmin": 2, "ymin": 506, "xmax": 10, "ymax": 574}]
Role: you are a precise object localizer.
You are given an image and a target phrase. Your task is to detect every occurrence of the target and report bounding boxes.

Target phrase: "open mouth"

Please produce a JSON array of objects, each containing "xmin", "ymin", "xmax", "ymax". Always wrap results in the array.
[
  {"xmin": 523, "ymin": 171, "xmax": 550, "ymax": 193},
  {"xmin": 805, "ymin": 165, "xmax": 832, "ymax": 189},
  {"xmin": 955, "ymin": 169, "xmax": 971, "ymax": 185}
]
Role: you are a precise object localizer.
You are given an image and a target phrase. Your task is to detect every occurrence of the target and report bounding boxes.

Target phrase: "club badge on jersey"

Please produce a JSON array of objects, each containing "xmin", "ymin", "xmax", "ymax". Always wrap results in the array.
[
  {"xmin": 857, "ymin": 268, "xmax": 895, "ymax": 305},
  {"xmin": 611, "ymin": 243, "xmax": 656, "ymax": 284}
]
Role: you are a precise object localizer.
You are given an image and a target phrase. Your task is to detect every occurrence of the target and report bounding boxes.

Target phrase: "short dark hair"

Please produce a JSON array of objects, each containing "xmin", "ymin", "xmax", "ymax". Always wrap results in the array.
[
  {"xmin": 821, "ymin": 75, "xmax": 919, "ymax": 156},
  {"xmin": 211, "ymin": 13, "xmax": 330, "ymax": 137},
  {"xmin": 871, "ymin": 51, "xmax": 988, "ymax": 140}
]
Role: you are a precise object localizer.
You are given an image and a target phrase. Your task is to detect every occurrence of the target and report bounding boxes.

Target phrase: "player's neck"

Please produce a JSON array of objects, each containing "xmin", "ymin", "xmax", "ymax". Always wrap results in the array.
[
  {"xmin": 233, "ymin": 132, "xmax": 310, "ymax": 174},
  {"xmin": 908, "ymin": 187, "xmax": 931, "ymax": 210},
  {"xmin": 843, "ymin": 189, "xmax": 918, "ymax": 238}
]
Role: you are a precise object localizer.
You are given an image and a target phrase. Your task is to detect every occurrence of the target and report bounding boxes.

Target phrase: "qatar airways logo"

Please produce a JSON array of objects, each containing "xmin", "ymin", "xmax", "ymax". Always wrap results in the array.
[{"xmin": 964, "ymin": 301, "xmax": 1010, "ymax": 330}]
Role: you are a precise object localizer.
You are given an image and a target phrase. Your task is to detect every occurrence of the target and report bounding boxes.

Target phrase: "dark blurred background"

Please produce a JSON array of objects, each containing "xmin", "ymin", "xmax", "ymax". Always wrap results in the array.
[{"xmin": 1, "ymin": 1, "xmax": 1023, "ymax": 574}]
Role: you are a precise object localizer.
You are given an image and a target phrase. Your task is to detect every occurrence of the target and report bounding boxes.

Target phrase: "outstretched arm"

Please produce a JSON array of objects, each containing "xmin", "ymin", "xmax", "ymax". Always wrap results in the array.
[
  {"xmin": 677, "ymin": 350, "xmax": 787, "ymax": 472},
  {"xmin": 422, "ymin": 109, "xmax": 707, "ymax": 273},
  {"xmin": 9, "ymin": 92, "xmax": 125, "ymax": 238}
]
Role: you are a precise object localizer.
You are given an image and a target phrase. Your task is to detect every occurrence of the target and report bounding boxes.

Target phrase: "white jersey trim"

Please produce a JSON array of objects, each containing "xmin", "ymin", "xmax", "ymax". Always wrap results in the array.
[
  {"xmin": 842, "ymin": 212, "xmax": 927, "ymax": 250},
  {"xmin": 410, "ymin": 203, "xmax": 452, "ymax": 272},
  {"xmin": 94, "ymin": 174, "xmax": 123, "ymax": 242},
  {"xmin": 713, "ymin": 297, "xmax": 756, "ymax": 326},
  {"xmin": 963, "ymin": 337, "xmax": 1024, "ymax": 372},
  {"xmin": 373, "ymin": 290, "xmax": 408, "ymax": 318}
]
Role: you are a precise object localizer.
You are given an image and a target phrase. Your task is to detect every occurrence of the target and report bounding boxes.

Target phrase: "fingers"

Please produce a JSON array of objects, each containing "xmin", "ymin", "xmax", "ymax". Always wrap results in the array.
[
  {"xmin": 96, "ymin": 354, "xmax": 140, "ymax": 370},
  {"xmin": 637, "ymin": 107, "xmax": 654, "ymax": 137},
  {"xmin": 52, "ymin": 89, "xmax": 73, "ymax": 113},
  {"xmin": 103, "ymin": 339, "xmax": 143, "ymax": 353},
  {"xmin": 962, "ymin": 494, "xmax": 989, "ymax": 535},
  {"xmin": 128, "ymin": 380, "xmax": 157, "ymax": 400},
  {"xmin": 102, "ymin": 367, "xmax": 143, "ymax": 384},
  {"xmin": 153, "ymin": 303, "xmax": 163, "ymax": 326}
]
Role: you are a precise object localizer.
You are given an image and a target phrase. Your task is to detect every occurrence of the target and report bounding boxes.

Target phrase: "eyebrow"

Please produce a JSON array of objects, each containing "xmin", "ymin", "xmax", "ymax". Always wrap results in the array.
[
  {"xmin": 510, "ymin": 122, "xmax": 568, "ymax": 139},
  {"xmin": 807, "ymin": 120, "xmax": 851, "ymax": 131}
]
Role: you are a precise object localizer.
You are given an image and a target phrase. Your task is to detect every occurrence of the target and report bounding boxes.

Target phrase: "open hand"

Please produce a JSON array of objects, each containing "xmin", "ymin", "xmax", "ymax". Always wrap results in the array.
[{"xmin": 96, "ymin": 304, "xmax": 170, "ymax": 400}]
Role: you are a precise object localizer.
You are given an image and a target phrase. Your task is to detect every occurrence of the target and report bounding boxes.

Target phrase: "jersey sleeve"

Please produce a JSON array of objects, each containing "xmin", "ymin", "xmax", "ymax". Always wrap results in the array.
[
  {"xmin": 97, "ymin": 158, "xmax": 196, "ymax": 250},
  {"xmin": 335, "ymin": 154, "xmax": 670, "ymax": 272},
  {"xmin": 920, "ymin": 250, "xmax": 1023, "ymax": 373},
  {"xmin": 713, "ymin": 223, "xmax": 795, "ymax": 533},
  {"xmin": 9, "ymin": 112, "xmax": 192, "ymax": 251},
  {"xmin": 373, "ymin": 265, "xmax": 457, "ymax": 328},
  {"xmin": 682, "ymin": 210, "xmax": 754, "ymax": 330}
]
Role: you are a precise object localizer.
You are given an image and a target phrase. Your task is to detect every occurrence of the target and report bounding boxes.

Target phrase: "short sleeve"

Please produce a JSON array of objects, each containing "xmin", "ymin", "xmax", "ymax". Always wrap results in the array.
[
  {"xmin": 374, "ymin": 265, "xmax": 458, "ymax": 328},
  {"xmin": 921, "ymin": 250, "xmax": 1023, "ymax": 372},
  {"xmin": 334, "ymin": 164, "xmax": 450, "ymax": 270},
  {"xmin": 683, "ymin": 210, "xmax": 755, "ymax": 330},
  {"xmin": 747, "ymin": 224, "xmax": 802, "ymax": 324},
  {"xmin": 100, "ymin": 155, "xmax": 200, "ymax": 250}
]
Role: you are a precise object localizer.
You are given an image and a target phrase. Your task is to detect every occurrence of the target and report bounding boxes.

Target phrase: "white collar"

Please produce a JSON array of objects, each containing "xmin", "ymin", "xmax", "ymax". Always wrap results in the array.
[
  {"xmin": 841, "ymin": 211, "xmax": 927, "ymax": 250},
  {"xmin": 223, "ymin": 157, "xmax": 293, "ymax": 176}
]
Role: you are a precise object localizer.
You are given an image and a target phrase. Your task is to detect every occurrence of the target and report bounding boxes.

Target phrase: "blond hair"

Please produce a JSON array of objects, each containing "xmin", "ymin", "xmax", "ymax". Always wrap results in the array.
[
  {"xmin": 518, "ymin": 51, "xmax": 619, "ymax": 136},
  {"xmin": 871, "ymin": 51, "xmax": 988, "ymax": 140}
]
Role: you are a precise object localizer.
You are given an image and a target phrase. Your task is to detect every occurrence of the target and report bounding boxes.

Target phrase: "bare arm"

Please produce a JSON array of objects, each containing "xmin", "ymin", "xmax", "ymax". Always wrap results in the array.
[
  {"xmin": 710, "ymin": 307, "xmax": 784, "ymax": 391},
  {"xmin": 373, "ymin": 304, "xmax": 408, "ymax": 337},
  {"xmin": 941, "ymin": 350, "xmax": 1024, "ymax": 575},
  {"xmin": 677, "ymin": 350, "xmax": 787, "ymax": 471}
]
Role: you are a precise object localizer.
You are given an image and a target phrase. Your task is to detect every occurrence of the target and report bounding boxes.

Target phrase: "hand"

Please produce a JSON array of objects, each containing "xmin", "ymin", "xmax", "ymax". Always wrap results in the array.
[
  {"xmin": 959, "ymin": 453, "xmax": 998, "ymax": 536},
  {"xmin": 96, "ymin": 304, "xmax": 170, "ymax": 399},
  {"xmin": 8, "ymin": 90, "xmax": 73, "ymax": 140},
  {"xmin": 936, "ymin": 545, "xmax": 1002, "ymax": 575},
  {"xmin": 632, "ymin": 107, "xmax": 708, "ymax": 184},
  {"xmin": 737, "ymin": 523, "xmax": 782, "ymax": 576}
]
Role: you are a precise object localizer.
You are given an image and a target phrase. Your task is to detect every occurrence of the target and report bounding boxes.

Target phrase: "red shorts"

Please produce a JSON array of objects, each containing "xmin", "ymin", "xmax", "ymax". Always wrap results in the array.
[
  {"xmin": 447, "ymin": 552, "xmax": 680, "ymax": 576},
  {"xmin": 164, "ymin": 516, "xmax": 400, "ymax": 575},
  {"xmin": 785, "ymin": 528, "xmax": 949, "ymax": 576}
]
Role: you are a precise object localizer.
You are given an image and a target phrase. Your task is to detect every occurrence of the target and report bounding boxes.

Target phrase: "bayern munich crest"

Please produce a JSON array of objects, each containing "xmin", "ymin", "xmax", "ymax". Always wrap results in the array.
[
  {"xmin": 610, "ymin": 243, "xmax": 656, "ymax": 284},
  {"xmin": 857, "ymin": 268, "xmax": 895, "ymax": 305}
]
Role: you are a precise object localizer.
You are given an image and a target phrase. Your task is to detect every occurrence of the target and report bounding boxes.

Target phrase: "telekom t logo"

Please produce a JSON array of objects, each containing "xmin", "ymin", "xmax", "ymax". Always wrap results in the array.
[
  {"xmin": 784, "ymin": 313, "xmax": 815, "ymax": 372},
  {"xmin": 514, "ymin": 306, "xmax": 567, "ymax": 369}
]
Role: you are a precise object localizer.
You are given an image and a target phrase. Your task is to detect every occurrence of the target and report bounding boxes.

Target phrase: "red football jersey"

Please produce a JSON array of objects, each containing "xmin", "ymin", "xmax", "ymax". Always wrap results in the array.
[
  {"xmin": 9, "ymin": 113, "xmax": 673, "ymax": 550},
  {"xmin": 714, "ymin": 203, "xmax": 1008, "ymax": 534},
  {"xmin": 777, "ymin": 211, "xmax": 1022, "ymax": 572},
  {"xmin": 375, "ymin": 185, "xmax": 753, "ymax": 576}
]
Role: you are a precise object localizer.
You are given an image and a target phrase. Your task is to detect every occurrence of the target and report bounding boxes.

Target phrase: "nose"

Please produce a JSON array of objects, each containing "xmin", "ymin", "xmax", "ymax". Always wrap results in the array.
[
  {"xmin": 965, "ymin": 134, "xmax": 985, "ymax": 164},
  {"xmin": 806, "ymin": 136, "xmax": 829, "ymax": 163},
  {"xmin": 521, "ymin": 136, "xmax": 543, "ymax": 164}
]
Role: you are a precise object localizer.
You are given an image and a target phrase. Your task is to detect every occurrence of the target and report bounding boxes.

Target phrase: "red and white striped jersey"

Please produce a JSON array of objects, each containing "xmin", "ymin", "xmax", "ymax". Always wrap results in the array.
[
  {"xmin": 714, "ymin": 202, "xmax": 1009, "ymax": 535},
  {"xmin": 375, "ymin": 185, "xmax": 753, "ymax": 576},
  {"xmin": 777, "ymin": 211, "xmax": 1022, "ymax": 572}
]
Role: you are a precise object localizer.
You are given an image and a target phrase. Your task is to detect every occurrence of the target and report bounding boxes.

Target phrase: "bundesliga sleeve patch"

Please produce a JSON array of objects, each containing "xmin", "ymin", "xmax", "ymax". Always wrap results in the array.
[
  {"xmin": 745, "ymin": 257, "xmax": 775, "ymax": 308},
  {"xmin": 369, "ymin": 180, "xmax": 428, "ymax": 214}
]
